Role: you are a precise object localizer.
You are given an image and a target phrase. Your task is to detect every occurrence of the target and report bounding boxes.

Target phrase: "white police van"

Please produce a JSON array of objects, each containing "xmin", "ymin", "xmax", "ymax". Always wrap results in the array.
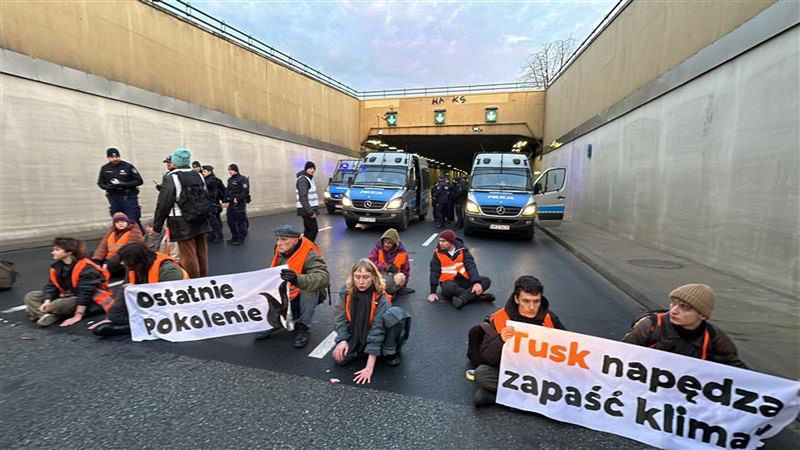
[
  {"xmin": 464, "ymin": 152, "xmax": 567, "ymax": 239},
  {"xmin": 342, "ymin": 152, "xmax": 431, "ymax": 230}
]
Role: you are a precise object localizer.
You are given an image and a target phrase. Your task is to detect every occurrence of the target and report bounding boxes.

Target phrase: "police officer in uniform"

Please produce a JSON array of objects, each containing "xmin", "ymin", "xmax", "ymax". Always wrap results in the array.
[
  {"xmin": 296, "ymin": 161, "xmax": 320, "ymax": 242},
  {"xmin": 225, "ymin": 164, "xmax": 250, "ymax": 246},
  {"xmin": 202, "ymin": 165, "xmax": 226, "ymax": 244},
  {"xmin": 97, "ymin": 147, "xmax": 144, "ymax": 230}
]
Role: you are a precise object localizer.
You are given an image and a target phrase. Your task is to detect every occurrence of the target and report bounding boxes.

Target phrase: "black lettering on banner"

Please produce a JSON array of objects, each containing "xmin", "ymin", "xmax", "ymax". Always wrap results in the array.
[
  {"xmin": 137, "ymin": 292, "xmax": 154, "ymax": 308},
  {"xmin": 636, "ymin": 397, "xmax": 661, "ymax": 431},
  {"xmin": 564, "ymin": 387, "xmax": 582, "ymax": 407},
  {"xmin": 521, "ymin": 375, "xmax": 538, "ymax": 394},
  {"xmin": 649, "ymin": 367, "xmax": 676, "ymax": 393},
  {"xmin": 247, "ymin": 308, "xmax": 262, "ymax": 321},
  {"xmin": 584, "ymin": 386, "xmax": 602, "ymax": 411},
  {"xmin": 627, "ymin": 362, "xmax": 647, "ymax": 383},
  {"xmin": 144, "ymin": 318, "xmax": 156, "ymax": 334},
  {"xmin": 759, "ymin": 398, "xmax": 784, "ymax": 417},
  {"xmin": 602, "ymin": 355, "xmax": 623, "ymax": 377},
  {"xmin": 220, "ymin": 284, "xmax": 234, "ymax": 299},
  {"xmin": 540, "ymin": 380, "xmax": 562, "ymax": 405},
  {"xmin": 603, "ymin": 391, "xmax": 624, "ymax": 417},
  {"xmin": 198, "ymin": 286, "xmax": 214, "ymax": 300},
  {"xmin": 157, "ymin": 318, "xmax": 172, "ymax": 333},
  {"xmin": 154, "ymin": 292, "xmax": 166, "ymax": 306},
  {"xmin": 677, "ymin": 375, "xmax": 702, "ymax": 403},
  {"xmin": 211, "ymin": 312, "xmax": 225, "ymax": 326},
  {"xmin": 730, "ymin": 433, "xmax": 751, "ymax": 449},
  {"xmin": 688, "ymin": 419, "xmax": 727, "ymax": 447},
  {"xmin": 676, "ymin": 405, "xmax": 687, "ymax": 437},
  {"xmin": 224, "ymin": 310, "xmax": 242, "ymax": 323},
  {"xmin": 733, "ymin": 388, "xmax": 758, "ymax": 414},
  {"xmin": 176, "ymin": 290, "xmax": 190, "ymax": 304},
  {"xmin": 502, "ymin": 370, "xmax": 520, "ymax": 390},
  {"xmin": 189, "ymin": 315, "xmax": 203, "ymax": 328},
  {"xmin": 703, "ymin": 378, "xmax": 733, "ymax": 406}
]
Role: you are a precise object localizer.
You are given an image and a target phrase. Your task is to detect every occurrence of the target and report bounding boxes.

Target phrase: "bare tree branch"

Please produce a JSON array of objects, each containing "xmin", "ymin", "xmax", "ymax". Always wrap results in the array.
[{"xmin": 520, "ymin": 36, "xmax": 578, "ymax": 88}]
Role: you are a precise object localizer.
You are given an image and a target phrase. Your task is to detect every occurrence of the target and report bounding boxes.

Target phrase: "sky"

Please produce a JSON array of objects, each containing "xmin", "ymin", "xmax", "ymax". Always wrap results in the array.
[{"xmin": 195, "ymin": 0, "xmax": 617, "ymax": 92}]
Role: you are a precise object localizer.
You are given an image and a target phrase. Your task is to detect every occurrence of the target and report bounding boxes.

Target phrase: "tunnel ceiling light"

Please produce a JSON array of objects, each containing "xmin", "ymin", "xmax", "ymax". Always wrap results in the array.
[
  {"xmin": 389, "ymin": 146, "xmax": 397, "ymax": 150},
  {"xmin": 380, "ymin": 143, "xmax": 389, "ymax": 147}
]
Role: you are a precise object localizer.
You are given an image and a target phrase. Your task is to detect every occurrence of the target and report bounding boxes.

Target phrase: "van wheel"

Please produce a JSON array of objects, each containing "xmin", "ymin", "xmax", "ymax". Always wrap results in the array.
[
  {"xmin": 326, "ymin": 205, "xmax": 336, "ymax": 214},
  {"xmin": 397, "ymin": 211, "xmax": 409, "ymax": 231},
  {"xmin": 345, "ymin": 218, "xmax": 357, "ymax": 229}
]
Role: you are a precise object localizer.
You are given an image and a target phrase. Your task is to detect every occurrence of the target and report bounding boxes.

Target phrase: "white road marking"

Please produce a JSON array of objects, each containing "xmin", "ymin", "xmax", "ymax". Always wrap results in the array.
[
  {"xmin": 308, "ymin": 330, "xmax": 337, "ymax": 359},
  {"xmin": 422, "ymin": 233, "xmax": 439, "ymax": 247},
  {"xmin": 319, "ymin": 227, "xmax": 333, "ymax": 232},
  {"xmin": 1, "ymin": 305, "xmax": 26, "ymax": 314}
]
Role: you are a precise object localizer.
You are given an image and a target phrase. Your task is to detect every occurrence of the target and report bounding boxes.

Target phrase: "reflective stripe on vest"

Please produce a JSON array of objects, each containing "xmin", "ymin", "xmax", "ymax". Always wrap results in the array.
[
  {"xmin": 652, "ymin": 312, "xmax": 710, "ymax": 360},
  {"xmin": 49, "ymin": 259, "xmax": 114, "ymax": 312},
  {"xmin": 435, "ymin": 249, "xmax": 468, "ymax": 282},
  {"xmin": 127, "ymin": 252, "xmax": 188, "ymax": 285},
  {"xmin": 345, "ymin": 291, "xmax": 381, "ymax": 326},
  {"xmin": 270, "ymin": 236, "xmax": 322, "ymax": 299},
  {"xmin": 491, "ymin": 308, "xmax": 554, "ymax": 334},
  {"xmin": 107, "ymin": 230, "xmax": 132, "ymax": 258},
  {"xmin": 378, "ymin": 248, "xmax": 408, "ymax": 269},
  {"xmin": 296, "ymin": 175, "xmax": 319, "ymax": 208}
]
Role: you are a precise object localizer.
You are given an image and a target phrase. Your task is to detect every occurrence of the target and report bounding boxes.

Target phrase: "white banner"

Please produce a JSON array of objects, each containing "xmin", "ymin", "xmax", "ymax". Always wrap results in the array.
[
  {"xmin": 497, "ymin": 321, "xmax": 800, "ymax": 450},
  {"xmin": 125, "ymin": 267, "xmax": 288, "ymax": 342}
]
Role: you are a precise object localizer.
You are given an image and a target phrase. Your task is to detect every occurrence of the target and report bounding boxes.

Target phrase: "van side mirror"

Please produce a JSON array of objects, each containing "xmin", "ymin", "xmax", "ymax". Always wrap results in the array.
[
  {"xmin": 534, "ymin": 183, "xmax": 542, "ymax": 195},
  {"xmin": 328, "ymin": 177, "xmax": 333, "ymax": 185}
]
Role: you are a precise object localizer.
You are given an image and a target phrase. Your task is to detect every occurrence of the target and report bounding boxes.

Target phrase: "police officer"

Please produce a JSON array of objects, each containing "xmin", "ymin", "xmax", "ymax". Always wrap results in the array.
[
  {"xmin": 192, "ymin": 161, "xmax": 202, "ymax": 173},
  {"xmin": 432, "ymin": 177, "xmax": 451, "ymax": 229},
  {"xmin": 202, "ymin": 165, "xmax": 226, "ymax": 244},
  {"xmin": 97, "ymin": 147, "xmax": 144, "ymax": 230},
  {"xmin": 225, "ymin": 164, "xmax": 250, "ymax": 246},
  {"xmin": 296, "ymin": 161, "xmax": 320, "ymax": 242}
]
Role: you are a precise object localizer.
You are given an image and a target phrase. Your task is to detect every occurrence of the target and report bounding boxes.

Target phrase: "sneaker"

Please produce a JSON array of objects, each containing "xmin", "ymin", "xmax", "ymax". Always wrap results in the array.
[
  {"xmin": 36, "ymin": 314, "xmax": 58, "ymax": 328},
  {"xmin": 293, "ymin": 324, "xmax": 309, "ymax": 348},
  {"xmin": 384, "ymin": 353, "xmax": 402, "ymax": 367},
  {"xmin": 465, "ymin": 369, "xmax": 476, "ymax": 381},
  {"xmin": 479, "ymin": 293, "xmax": 496, "ymax": 303},
  {"xmin": 253, "ymin": 328, "xmax": 276, "ymax": 341},
  {"xmin": 92, "ymin": 323, "xmax": 130, "ymax": 336},
  {"xmin": 231, "ymin": 241, "xmax": 243, "ymax": 246},
  {"xmin": 452, "ymin": 296, "xmax": 467, "ymax": 309},
  {"xmin": 473, "ymin": 387, "xmax": 496, "ymax": 407}
]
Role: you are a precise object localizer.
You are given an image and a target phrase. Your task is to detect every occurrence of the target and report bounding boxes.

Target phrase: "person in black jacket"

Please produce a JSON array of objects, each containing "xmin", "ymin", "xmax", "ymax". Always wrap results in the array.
[
  {"xmin": 23, "ymin": 237, "xmax": 108, "ymax": 328},
  {"xmin": 296, "ymin": 161, "xmax": 320, "ymax": 242},
  {"xmin": 453, "ymin": 177, "xmax": 468, "ymax": 229},
  {"xmin": 225, "ymin": 164, "xmax": 250, "ymax": 246},
  {"xmin": 202, "ymin": 165, "xmax": 226, "ymax": 244},
  {"xmin": 427, "ymin": 229, "xmax": 494, "ymax": 309},
  {"xmin": 432, "ymin": 178, "xmax": 451, "ymax": 228},
  {"xmin": 153, "ymin": 148, "xmax": 210, "ymax": 278},
  {"xmin": 469, "ymin": 276, "xmax": 566, "ymax": 406},
  {"xmin": 97, "ymin": 147, "xmax": 144, "ymax": 230}
]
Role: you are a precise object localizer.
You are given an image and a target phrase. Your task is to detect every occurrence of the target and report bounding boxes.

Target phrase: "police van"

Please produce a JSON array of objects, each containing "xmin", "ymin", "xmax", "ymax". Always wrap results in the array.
[
  {"xmin": 342, "ymin": 152, "xmax": 431, "ymax": 230},
  {"xmin": 323, "ymin": 159, "xmax": 361, "ymax": 213},
  {"xmin": 464, "ymin": 152, "xmax": 567, "ymax": 239}
]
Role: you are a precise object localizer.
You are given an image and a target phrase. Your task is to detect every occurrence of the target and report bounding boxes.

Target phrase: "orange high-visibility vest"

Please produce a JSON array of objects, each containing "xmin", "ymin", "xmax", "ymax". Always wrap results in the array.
[
  {"xmin": 345, "ymin": 290, "xmax": 381, "ymax": 325},
  {"xmin": 435, "ymin": 248, "xmax": 469, "ymax": 282},
  {"xmin": 271, "ymin": 236, "xmax": 322, "ymax": 299},
  {"xmin": 491, "ymin": 307, "xmax": 554, "ymax": 334},
  {"xmin": 106, "ymin": 230, "xmax": 131, "ymax": 259},
  {"xmin": 127, "ymin": 252, "xmax": 188, "ymax": 285},
  {"xmin": 378, "ymin": 248, "xmax": 408, "ymax": 270},
  {"xmin": 652, "ymin": 312, "xmax": 710, "ymax": 360},
  {"xmin": 50, "ymin": 258, "xmax": 114, "ymax": 312}
]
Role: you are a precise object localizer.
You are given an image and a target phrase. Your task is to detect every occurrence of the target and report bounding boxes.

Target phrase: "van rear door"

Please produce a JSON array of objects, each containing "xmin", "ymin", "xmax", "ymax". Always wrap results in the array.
[{"xmin": 533, "ymin": 167, "xmax": 567, "ymax": 227}]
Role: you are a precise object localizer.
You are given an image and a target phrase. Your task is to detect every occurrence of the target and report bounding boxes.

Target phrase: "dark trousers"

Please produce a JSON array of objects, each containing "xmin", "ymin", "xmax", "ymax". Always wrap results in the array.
[
  {"xmin": 336, "ymin": 312, "xmax": 410, "ymax": 364},
  {"xmin": 108, "ymin": 193, "xmax": 142, "ymax": 231},
  {"xmin": 227, "ymin": 205, "xmax": 248, "ymax": 243},
  {"xmin": 455, "ymin": 204, "xmax": 465, "ymax": 229},
  {"xmin": 436, "ymin": 202, "xmax": 450, "ymax": 226},
  {"xmin": 302, "ymin": 215, "xmax": 319, "ymax": 242},
  {"xmin": 446, "ymin": 201, "xmax": 455, "ymax": 222},
  {"xmin": 108, "ymin": 295, "xmax": 128, "ymax": 325},
  {"xmin": 177, "ymin": 234, "xmax": 208, "ymax": 279},
  {"xmin": 208, "ymin": 205, "xmax": 224, "ymax": 242},
  {"xmin": 440, "ymin": 276, "xmax": 491, "ymax": 304}
]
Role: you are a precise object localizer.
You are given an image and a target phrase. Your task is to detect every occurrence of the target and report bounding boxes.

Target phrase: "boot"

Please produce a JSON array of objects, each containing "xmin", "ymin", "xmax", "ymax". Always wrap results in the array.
[
  {"xmin": 293, "ymin": 323, "xmax": 310, "ymax": 348},
  {"xmin": 92, "ymin": 323, "xmax": 131, "ymax": 336},
  {"xmin": 473, "ymin": 387, "xmax": 496, "ymax": 407},
  {"xmin": 478, "ymin": 293, "xmax": 496, "ymax": 303}
]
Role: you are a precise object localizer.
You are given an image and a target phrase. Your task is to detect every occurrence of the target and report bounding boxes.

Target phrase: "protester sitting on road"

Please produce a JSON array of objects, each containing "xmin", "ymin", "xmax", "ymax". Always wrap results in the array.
[
  {"xmin": 89, "ymin": 243, "xmax": 188, "ymax": 336},
  {"xmin": 332, "ymin": 259, "xmax": 411, "ymax": 384},
  {"xmin": 144, "ymin": 221, "xmax": 180, "ymax": 262},
  {"xmin": 23, "ymin": 237, "xmax": 112, "ymax": 328},
  {"xmin": 368, "ymin": 228, "xmax": 413, "ymax": 299},
  {"xmin": 427, "ymin": 229, "xmax": 494, "ymax": 309},
  {"xmin": 92, "ymin": 212, "xmax": 144, "ymax": 276},
  {"xmin": 622, "ymin": 283, "xmax": 746, "ymax": 368},
  {"xmin": 255, "ymin": 225, "xmax": 330, "ymax": 348},
  {"xmin": 467, "ymin": 276, "xmax": 566, "ymax": 406}
]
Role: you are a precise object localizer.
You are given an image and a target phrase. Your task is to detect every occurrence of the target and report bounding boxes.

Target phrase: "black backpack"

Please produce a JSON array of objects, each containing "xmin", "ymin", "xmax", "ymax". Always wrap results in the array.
[{"xmin": 172, "ymin": 171, "xmax": 210, "ymax": 222}]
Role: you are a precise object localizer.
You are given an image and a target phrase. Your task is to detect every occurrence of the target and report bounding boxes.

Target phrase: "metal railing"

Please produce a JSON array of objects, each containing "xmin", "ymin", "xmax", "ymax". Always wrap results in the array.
[{"xmin": 143, "ymin": 0, "xmax": 542, "ymax": 99}]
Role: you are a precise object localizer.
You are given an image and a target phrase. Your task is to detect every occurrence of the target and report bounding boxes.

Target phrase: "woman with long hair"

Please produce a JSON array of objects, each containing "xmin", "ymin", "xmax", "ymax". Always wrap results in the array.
[{"xmin": 332, "ymin": 258, "xmax": 411, "ymax": 384}]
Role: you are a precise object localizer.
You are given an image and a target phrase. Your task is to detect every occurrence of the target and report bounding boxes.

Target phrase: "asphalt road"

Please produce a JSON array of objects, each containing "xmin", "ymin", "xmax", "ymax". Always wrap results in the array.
[{"xmin": 0, "ymin": 212, "xmax": 794, "ymax": 449}]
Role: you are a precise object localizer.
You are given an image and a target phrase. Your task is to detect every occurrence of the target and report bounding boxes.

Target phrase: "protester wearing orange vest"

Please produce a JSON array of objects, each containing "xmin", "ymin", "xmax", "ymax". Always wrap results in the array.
[
  {"xmin": 427, "ymin": 229, "xmax": 494, "ymax": 309},
  {"xmin": 255, "ymin": 225, "xmax": 330, "ymax": 348},
  {"xmin": 23, "ymin": 237, "xmax": 111, "ymax": 328},
  {"xmin": 622, "ymin": 283, "xmax": 745, "ymax": 368},
  {"xmin": 332, "ymin": 259, "xmax": 411, "ymax": 384},
  {"xmin": 92, "ymin": 212, "xmax": 144, "ymax": 276},
  {"xmin": 368, "ymin": 228, "xmax": 412, "ymax": 297},
  {"xmin": 90, "ymin": 243, "xmax": 188, "ymax": 336},
  {"xmin": 468, "ymin": 276, "xmax": 566, "ymax": 406}
]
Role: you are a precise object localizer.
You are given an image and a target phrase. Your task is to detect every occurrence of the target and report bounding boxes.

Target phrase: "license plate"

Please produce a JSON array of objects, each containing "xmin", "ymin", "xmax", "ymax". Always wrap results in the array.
[
  {"xmin": 489, "ymin": 224, "xmax": 511, "ymax": 230},
  {"xmin": 334, "ymin": 204, "xmax": 343, "ymax": 209},
  {"xmin": 359, "ymin": 217, "xmax": 377, "ymax": 223}
]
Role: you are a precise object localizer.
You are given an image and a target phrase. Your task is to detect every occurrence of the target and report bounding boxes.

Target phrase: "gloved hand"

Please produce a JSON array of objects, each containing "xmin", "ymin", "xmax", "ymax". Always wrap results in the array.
[
  {"xmin": 386, "ymin": 264, "xmax": 399, "ymax": 274},
  {"xmin": 280, "ymin": 269, "xmax": 299, "ymax": 285}
]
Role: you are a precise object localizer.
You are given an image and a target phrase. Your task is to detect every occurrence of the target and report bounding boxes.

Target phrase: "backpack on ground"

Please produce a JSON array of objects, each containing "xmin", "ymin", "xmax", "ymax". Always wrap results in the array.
[
  {"xmin": 0, "ymin": 260, "xmax": 19, "ymax": 290},
  {"xmin": 466, "ymin": 320, "xmax": 493, "ymax": 368},
  {"xmin": 172, "ymin": 171, "xmax": 210, "ymax": 222}
]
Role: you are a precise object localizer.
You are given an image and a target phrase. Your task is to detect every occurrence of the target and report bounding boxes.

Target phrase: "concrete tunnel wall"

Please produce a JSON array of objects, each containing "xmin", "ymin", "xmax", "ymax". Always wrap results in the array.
[{"xmin": 541, "ymin": 27, "xmax": 800, "ymax": 297}]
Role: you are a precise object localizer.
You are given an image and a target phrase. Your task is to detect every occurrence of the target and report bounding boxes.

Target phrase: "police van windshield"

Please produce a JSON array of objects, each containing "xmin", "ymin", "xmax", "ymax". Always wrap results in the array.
[
  {"xmin": 354, "ymin": 166, "xmax": 407, "ymax": 187},
  {"xmin": 331, "ymin": 168, "xmax": 358, "ymax": 183},
  {"xmin": 470, "ymin": 167, "xmax": 532, "ymax": 192}
]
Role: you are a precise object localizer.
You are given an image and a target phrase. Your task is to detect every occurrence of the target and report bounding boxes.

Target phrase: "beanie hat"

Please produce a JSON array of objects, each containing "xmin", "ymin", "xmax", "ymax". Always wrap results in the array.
[
  {"xmin": 669, "ymin": 283, "xmax": 715, "ymax": 318},
  {"xmin": 439, "ymin": 229, "xmax": 456, "ymax": 246},
  {"xmin": 274, "ymin": 224, "xmax": 302, "ymax": 237},
  {"xmin": 170, "ymin": 148, "xmax": 191, "ymax": 168},
  {"xmin": 112, "ymin": 212, "xmax": 131, "ymax": 225},
  {"xmin": 106, "ymin": 147, "xmax": 120, "ymax": 157},
  {"xmin": 304, "ymin": 161, "xmax": 316, "ymax": 171},
  {"xmin": 228, "ymin": 164, "xmax": 239, "ymax": 173}
]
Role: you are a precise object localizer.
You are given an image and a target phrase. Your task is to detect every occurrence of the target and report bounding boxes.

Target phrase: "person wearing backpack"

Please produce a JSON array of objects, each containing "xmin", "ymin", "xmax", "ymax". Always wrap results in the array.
[
  {"xmin": 622, "ymin": 283, "xmax": 746, "ymax": 368},
  {"xmin": 153, "ymin": 148, "xmax": 210, "ymax": 278},
  {"xmin": 466, "ymin": 276, "xmax": 566, "ymax": 407}
]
